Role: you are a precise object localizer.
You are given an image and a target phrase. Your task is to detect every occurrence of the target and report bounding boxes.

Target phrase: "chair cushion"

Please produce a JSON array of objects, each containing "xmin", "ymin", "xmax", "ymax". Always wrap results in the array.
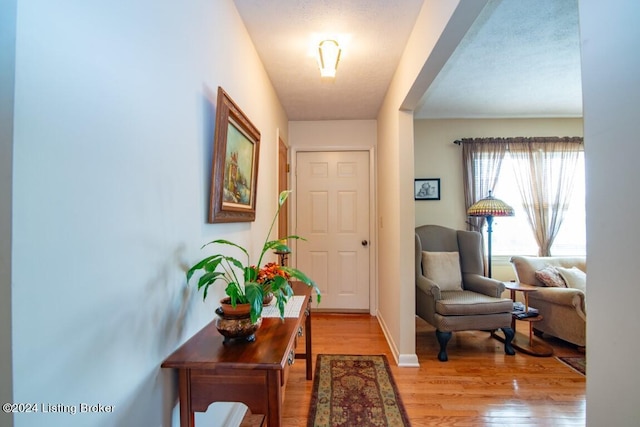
[
  {"xmin": 435, "ymin": 290, "xmax": 513, "ymax": 316},
  {"xmin": 534, "ymin": 265, "xmax": 567, "ymax": 287},
  {"xmin": 421, "ymin": 251, "xmax": 463, "ymax": 291},
  {"xmin": 556, "ymin": 266, "xmax": 586, "ymax": 293}
]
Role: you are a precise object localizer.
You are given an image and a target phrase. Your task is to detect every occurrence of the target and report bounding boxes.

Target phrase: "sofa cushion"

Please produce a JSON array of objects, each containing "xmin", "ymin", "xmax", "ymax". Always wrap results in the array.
[
  {"xmin": 436, "ymin": 290, "xmax": 513, "ymax": 315},
  {"xmin": 556, "ymin": 266, "xmax": 587, "ymax": 293},
  {"xmin": 535, "ymin": 265, "xmax": 567, "ymax": 287},
  {"xmin": 510, "ymin": 256, "xmax": 586, "ymax": 287},
  {"xmin": 422, "ymin": 251, "xmax": 462, "ymax": 291}
]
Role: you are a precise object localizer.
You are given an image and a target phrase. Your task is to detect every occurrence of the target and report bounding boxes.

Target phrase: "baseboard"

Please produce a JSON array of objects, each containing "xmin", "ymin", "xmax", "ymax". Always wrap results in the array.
[
  {"xmin": 376, "ymin": 313, "xmax": 420, "ymax": 367},
  {"xmin": 312, "ymin": 308, "xmax": 370, "ymax": 314},
  {"xmin": 397, "ymin": 353, "xmax": 420, "ymax": 367}
]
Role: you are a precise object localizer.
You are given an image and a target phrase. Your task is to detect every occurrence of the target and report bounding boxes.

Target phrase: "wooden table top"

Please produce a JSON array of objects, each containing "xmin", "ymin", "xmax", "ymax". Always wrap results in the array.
[
  {"xmin": 504, "ymin": 282, "xmax": 539, "ymax": 292},
  {"xmin": 161, "ymin": 282, "xmax": 311, "ymax": 371}
]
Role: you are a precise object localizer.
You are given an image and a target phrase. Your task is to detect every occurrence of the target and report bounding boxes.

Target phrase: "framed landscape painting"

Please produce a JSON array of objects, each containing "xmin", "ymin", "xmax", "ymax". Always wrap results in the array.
[{"xmin": 209, "ymin": 87, "xmax": 261, "ymax": 223}]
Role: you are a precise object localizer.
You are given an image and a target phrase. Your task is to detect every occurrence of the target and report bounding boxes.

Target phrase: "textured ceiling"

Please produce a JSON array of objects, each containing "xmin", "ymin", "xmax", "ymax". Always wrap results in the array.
[
  {"xmin": 234, "ymin": 0, "xmax": 424, "ymax": 120},
  {"xmin": 234, "ymin": 0, "xmax": 582, "ymax": 121},
  {"xmin": 416, "ymin": 0, "xmax": 582, "ymax": 119}
]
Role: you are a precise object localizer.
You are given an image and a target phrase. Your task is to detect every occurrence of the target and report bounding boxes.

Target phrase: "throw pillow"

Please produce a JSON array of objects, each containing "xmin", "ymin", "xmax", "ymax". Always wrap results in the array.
[
  {"xmin": 534, "ymin": 265, "xmax": 566, "ymax": 287},
  {"xmin": 555, "ymin": 266, "xmax": 587, "ymax": 293},
  {"xmin": 421, "ymin": 251, "xmax": 463, "ymax": 291}
]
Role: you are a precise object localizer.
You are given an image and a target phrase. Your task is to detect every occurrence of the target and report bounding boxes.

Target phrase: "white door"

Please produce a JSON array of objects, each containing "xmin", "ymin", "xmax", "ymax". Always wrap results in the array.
[{"xmin": 295, "ymin": 151, "xmax": 370, "ymax": 310}]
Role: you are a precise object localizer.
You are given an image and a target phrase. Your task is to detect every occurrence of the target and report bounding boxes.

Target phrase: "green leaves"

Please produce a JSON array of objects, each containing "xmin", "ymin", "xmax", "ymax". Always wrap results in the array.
[
  {"xmin": 186, "ymin": 255, "xmax": 222, "ymax": 282},
  {"xmin": 278, "ymin": 190, "xmax": 292, "ymax": 207},
  {"xmin": 264, "ymin": 234, "xmax": 306, "ymax": 253},
  {"xmin": 273, "ymin": 284, "xmax": 294, "ymax": 319},
  {"xmin": 282, "ymin": 266, "xmax": 321, "ymax": 304},
  {"xmin": 263, "ymin": 239, "xmax": 286, "ymax": 253},
  {"xmin": 185, "ymin": 189, "xmax": 321, "ymax": 322},
  {"xmin": 202, "ymin": 239, "xmax": 249, "ymax": 260},
  {"xmin": 263, "ymin": 275, "xmax": 288, "ymax": 293},
  {"xmin": 244, "ymin": 282, "xmax": 264, "ymax": 324},
  {"xmin": 224, "ymin": 282, "xmax": 247, "ymax": 305},
  {"xmin": 244, "ymin": 265, "xmax": 258, "ymax": 282},
  {"xmin": 197, "ymin": 271, "xmax": 224, "ymax": 299}
]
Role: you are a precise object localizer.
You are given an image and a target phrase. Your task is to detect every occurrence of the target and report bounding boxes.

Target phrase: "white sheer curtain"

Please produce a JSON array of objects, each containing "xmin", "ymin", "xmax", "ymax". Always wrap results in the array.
[
  {"xmin": 508, "ymin": 138, "xmax": 583, "ymax": 256},
  {"xmin": 461, "ymin": 137, "xmax": 583, "ymax": 257}
]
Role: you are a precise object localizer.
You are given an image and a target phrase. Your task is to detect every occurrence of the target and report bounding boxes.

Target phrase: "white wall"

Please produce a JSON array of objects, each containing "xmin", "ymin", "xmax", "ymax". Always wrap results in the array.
[
  {"xmin": 10, "ymin": 1, "xmax": 285, "ymax": 426},
  {"xmin": 376, "ymin": 0, "xmax": 487, "ymax": 366},
  {"xmin": 0, "ymin": 0, "xmax": 17, "ymax": 426},
  {"xmin": 580, "ymin": 1, "xmax": 640, "ymax": 425},
  {"xmin": 289, "ymin": 120, "xmax": 376, "ymax": 149},
  {"xmin": 414, "ymin": 118, "xmax": 584, "ymax": 228}
]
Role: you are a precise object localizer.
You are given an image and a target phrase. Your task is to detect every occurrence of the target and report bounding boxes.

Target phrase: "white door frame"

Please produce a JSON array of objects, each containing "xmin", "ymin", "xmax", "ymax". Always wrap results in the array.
[{"xmin": 290, "ymin": 146, "xmax": 377, "ymax": 316}]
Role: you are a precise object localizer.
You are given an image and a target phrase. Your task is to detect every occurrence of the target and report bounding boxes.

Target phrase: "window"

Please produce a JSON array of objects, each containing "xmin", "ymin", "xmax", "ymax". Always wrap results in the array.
[{"xmin": 490, "ymin": 152, "xmax": 586, "ymax": 256}]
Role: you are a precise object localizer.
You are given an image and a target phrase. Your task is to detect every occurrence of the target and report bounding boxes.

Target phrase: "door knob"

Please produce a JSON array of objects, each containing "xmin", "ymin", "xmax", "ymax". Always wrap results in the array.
[{"xmin": 362, "ymin": 240, "xmax": 368, "ymax": 247}]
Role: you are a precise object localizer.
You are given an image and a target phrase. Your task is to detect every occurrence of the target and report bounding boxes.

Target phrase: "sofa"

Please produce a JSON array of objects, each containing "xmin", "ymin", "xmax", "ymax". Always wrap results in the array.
[{"xmin": 510, "ymin": 256, "xmax": 586, "ymax": 347}]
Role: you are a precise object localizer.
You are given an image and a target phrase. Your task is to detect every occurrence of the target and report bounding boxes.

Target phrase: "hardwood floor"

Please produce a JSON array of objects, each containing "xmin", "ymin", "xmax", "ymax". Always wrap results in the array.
[{"xmin": 283, "ymin": 313, "xmax": 585, "ymax": 426}]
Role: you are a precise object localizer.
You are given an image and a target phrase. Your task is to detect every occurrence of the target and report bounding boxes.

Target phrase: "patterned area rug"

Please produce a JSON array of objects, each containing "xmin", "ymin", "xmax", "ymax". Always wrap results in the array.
[
  {"xmin": 557, "ymin": 356, "xmax": 586, "ymax": 375},
  {"xmin": 307, "ymin": 354, "xmax": 411, "ymax": 427}
]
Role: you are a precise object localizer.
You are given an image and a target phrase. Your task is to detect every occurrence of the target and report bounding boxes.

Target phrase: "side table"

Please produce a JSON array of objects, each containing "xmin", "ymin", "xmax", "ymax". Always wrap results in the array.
[
  {"xmin": 161, "ymin": 282, "xmax": 313, "ymax": 427},
  {"xmin": 494, "ymin": 282, "xmax": 553, "ymax": 357}
]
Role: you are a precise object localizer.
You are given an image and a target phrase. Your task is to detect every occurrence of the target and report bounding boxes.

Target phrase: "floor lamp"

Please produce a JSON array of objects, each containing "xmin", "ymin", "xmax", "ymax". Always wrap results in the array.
[{"xmin": 467, "ymin": 191, "xmax": 514, "ymax": 278}]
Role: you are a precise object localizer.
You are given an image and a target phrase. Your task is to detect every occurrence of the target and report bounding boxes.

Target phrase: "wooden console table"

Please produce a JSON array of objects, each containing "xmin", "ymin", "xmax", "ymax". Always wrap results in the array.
[{"xmin": 162, "ymin": 282, "xmax": 313, "ymax": 427}]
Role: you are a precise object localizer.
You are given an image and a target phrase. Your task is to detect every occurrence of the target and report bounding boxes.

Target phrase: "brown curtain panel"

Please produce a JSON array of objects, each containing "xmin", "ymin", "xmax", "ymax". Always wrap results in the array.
[{"xmin": 461, "ymin": 138, "xmax": 509, "ymax": 232}]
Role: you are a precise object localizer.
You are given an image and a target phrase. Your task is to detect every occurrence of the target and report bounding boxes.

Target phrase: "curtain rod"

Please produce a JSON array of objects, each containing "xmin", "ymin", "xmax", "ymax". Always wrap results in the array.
[{"xmin": 453, "ymin": 137, "xmax": 582, "ymax": 146}]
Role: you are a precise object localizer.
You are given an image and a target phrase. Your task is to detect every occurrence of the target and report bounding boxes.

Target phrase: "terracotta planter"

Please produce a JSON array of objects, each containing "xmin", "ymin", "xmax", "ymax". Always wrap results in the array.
[{"xmin": 219, "ymin": 297, "xmax": 251, "ymax": 318}]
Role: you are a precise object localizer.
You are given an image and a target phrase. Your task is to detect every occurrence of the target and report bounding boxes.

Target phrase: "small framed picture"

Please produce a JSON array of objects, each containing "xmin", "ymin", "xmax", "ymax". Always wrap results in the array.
[{"xmin": 414, "ymin": 178, "xmax": 440, "ymax": 200}]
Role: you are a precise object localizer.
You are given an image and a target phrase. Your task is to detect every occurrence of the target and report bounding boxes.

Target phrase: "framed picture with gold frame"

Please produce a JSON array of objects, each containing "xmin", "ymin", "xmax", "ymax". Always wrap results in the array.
[{"xmin": 209, "ymin": 87, "xmax": 261, "ymax": 223}]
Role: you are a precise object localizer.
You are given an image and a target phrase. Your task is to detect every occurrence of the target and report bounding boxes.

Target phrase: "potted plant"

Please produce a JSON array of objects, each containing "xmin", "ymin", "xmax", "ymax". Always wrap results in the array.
[{"xmin": 186, "ymin": 191, "xmax": 320, "ymax": 325}]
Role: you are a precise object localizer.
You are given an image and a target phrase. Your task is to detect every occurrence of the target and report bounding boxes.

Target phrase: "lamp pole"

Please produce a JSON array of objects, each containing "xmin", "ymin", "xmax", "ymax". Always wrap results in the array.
[{"xmin": 486, "ymin": 215, "xmax": 494, "ymax": 278}]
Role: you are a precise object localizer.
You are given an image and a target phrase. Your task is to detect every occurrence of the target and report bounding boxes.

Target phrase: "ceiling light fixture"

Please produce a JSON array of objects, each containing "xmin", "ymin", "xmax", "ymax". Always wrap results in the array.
[{"xmin": 317, "ymin": 39, "xmax": 341, "ymax": 79}]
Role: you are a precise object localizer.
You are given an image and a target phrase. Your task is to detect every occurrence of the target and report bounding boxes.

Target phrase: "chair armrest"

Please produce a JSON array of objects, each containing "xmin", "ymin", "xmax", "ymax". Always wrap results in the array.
[
  {"xmin": 416, "ymin": 273, "xmax": 441, "ymax": 326},
  {"xmin": 416, "ymin": 273, "xmax": 441, "ymax": 300},
  {"xmin": 463, "ymin": 273, "xmax": 506, "ymax": 298},
  {"xmin": 528, "ymin": 286, "xmax": 586, "ymax": 317}
]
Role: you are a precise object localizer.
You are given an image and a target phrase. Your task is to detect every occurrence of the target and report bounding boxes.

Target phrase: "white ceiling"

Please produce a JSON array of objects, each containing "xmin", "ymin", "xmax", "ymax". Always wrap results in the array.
[{"xmin": 234, "ymin": 0, "xmax": 582, "ymax": 121}]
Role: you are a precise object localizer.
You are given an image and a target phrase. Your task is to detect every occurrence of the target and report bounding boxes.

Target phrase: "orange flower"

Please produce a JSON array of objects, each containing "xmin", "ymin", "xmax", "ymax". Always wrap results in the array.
[{"xmin": 257, "ymin": 262, "xmax": 290, "ymax": 284}]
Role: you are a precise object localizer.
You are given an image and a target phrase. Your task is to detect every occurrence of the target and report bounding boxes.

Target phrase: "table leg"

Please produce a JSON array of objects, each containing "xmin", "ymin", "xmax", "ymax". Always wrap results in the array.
[
  {"xmin": 509, "ymin": 289, "xmax": 516, "ymax": 330},
  {"xmin": 528, "ymin": 320, "xmax": 536, "ymax": 347},
  {"xmin": 305, "ymin": 305, "xmax": 312, "ymax": 380},
  {"xmin": 523, "ymin": 292, "xmax": 533, "ymax": 345},
  {"xmin": 178, "ymin": 369, "xmax": 195, "ymax": 427},
  {"xmin": 494, "ymin": 288, "xmax": 553, "ymax": 357},
  {"xmin": 266, "ymin": 370, "xmax": 282, "ymax": 427}
]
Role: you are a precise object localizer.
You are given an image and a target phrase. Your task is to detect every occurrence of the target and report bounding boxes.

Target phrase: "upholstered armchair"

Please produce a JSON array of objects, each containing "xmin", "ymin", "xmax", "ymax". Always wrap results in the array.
[{"xmin": 415, "ymin": 225, "xmax": 515, "ymax": 361}]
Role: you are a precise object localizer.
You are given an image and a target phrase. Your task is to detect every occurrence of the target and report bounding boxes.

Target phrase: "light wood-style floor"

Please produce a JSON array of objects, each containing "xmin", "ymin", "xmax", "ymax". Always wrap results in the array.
[{"xmin": 283, "ymin": 313, "xmax": 586, "ymax": 426}]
